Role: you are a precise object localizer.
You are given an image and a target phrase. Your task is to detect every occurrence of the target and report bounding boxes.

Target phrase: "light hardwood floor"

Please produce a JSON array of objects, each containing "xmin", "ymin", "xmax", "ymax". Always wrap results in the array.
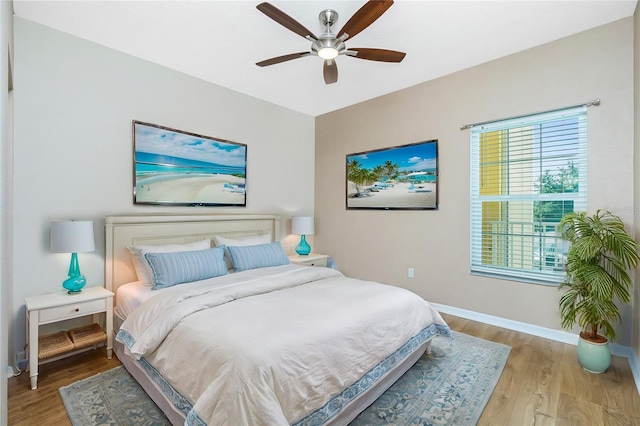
[
  {"xmin": 8, "ymin": 314, "xmax": 640, "ymax": 425},
  {"xmin": 442, "ymin": 314, "xmax": 640, "ymax": 426}
]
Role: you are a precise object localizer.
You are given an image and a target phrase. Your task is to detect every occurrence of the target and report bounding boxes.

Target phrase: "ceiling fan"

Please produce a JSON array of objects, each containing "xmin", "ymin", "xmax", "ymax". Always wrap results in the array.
[{"xmin": 255, "ymin": 0, "xmax": 406, "ymax": 85}]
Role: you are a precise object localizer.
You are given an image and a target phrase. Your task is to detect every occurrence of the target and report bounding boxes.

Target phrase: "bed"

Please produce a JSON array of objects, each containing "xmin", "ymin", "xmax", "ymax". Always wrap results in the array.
[{"xmin": 105, "ymin": 214, "xmax": 451, "ymax": 426}]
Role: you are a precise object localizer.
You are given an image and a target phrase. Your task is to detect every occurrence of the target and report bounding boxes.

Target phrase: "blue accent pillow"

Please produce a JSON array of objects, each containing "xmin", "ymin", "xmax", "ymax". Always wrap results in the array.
[
  {"xmin": 145, "ymin": 246, "xmax": 227, "ymax": 290},
  {"xmin": 227, "ymin": 242, "xmax": 290, "ymax": 272}
]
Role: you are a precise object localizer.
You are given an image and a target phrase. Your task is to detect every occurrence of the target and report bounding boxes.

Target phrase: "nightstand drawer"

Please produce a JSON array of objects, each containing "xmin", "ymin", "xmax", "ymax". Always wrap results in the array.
[
  {"xmin": 300, "ymin": 258, "xmax": 328, "ymax": 267},
  {"xmin": 288, "ymin": 253, "xmax": 329, "ymax": 267},
  {"xmin": 39, "ymin": 298, "xmax": 107, "ymax": 323}
]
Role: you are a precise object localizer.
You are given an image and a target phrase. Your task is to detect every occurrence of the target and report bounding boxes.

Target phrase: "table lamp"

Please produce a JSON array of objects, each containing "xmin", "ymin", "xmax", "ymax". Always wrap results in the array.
[
  {"xmin": 50, "ymin": 220, "xmax": 95, "ymax": 294},
  {"xmin": 291, "ymin": 216, "xmax": 314, "ymax": 256}
]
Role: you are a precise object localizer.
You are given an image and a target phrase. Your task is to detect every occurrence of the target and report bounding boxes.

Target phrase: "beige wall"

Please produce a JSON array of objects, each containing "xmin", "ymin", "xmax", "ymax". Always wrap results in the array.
[
  {"xmin": 315, "ymin": 18, "xmax": 636, "ymax": 345},
  {"xmin": 10, "ymin": 18, "xmax": 315, "ymax": 364}
]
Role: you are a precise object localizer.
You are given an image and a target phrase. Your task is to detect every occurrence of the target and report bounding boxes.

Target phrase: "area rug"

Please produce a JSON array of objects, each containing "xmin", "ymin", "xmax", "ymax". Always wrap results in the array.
[
  {"xmin": 60, "ymin": 331, "xmax": 510, "ymax": 425},
  {"xmin": 59, "ymin": 366, "xmax": 170, "ymax": 426},
  {"xmin": 350, "ymin": 331, "xmax": 511, "ymax": 425}
]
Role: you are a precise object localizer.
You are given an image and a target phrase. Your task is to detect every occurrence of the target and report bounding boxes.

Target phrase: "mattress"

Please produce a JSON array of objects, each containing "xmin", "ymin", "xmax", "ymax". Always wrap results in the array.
[{"xmin": 115, "ymin": 280, "xmax": 157, "ymax": 319}]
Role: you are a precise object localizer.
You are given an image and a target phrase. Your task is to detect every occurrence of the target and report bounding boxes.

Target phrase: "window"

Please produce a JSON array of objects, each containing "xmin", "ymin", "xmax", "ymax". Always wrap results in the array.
[{"xmin": 470, "ymin": 106, "xmax": 587, "ymax": 284}]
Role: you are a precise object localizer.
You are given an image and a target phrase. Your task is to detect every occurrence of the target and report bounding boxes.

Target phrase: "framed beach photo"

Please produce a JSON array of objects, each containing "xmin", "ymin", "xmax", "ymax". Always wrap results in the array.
[
  {"xmin": 133, "ymin": 121, "xmax": 247, "ymax": 207},
  {"xmin": 346, "ymin": 140, "xmax": 438, "ymax": 210}
]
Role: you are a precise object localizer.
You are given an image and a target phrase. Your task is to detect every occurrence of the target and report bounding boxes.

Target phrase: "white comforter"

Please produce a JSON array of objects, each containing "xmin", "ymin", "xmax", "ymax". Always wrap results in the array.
[{"xmin": 117, "ymin": 265, "xmax": 450, "ymax": 426}]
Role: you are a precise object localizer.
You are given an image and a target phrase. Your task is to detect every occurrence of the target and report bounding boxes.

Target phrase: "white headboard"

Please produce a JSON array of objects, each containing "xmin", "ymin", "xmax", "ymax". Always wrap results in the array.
[{"xmin": 105, "ymin": 214, "xmax": 280, "ymax": 295}]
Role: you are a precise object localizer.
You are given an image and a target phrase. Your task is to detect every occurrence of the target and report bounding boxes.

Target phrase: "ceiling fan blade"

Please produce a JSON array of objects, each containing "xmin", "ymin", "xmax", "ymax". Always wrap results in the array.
[
  {"xmin": 256, "ymin": 52, "xmax": 311, "ymax": 67},
  {"xmin": 256, "ymin": 2, "xmax": 318, "ymax": 40},
  {"xmin": 323, "ymin": 60, "xmax": 338, "ymax": 84},
  {"xmin": 337, "ymin": 0, "xmax": 394, "ymax": 40},
  {"xmin": 349, "ymin": 48, "xmax": 406, "ymax": 62}
]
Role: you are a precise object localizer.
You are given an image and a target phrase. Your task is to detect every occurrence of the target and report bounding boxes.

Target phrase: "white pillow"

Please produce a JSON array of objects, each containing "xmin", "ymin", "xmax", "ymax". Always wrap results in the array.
[
  {"xmin": 212, "ymin": 234, "xmax": 271, "ymax": 247},
  {"xmin": 128, "ymin": 239, "xmax": 211, "ymax": 285}
]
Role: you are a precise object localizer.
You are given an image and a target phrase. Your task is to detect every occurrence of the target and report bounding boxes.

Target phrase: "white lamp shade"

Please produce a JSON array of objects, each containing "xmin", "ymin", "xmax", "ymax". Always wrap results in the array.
[
  {"xmin": 50, "ymin": 220, "xmax": 95, "ymax": 253},
  {"xmin": 291, "ymin": 216, "xmax": 314, "ymax": 235}
]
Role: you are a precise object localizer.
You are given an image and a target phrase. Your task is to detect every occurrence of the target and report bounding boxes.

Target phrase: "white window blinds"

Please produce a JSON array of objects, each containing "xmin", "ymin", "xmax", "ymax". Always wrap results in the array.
[{"xmin": 470, "ymin": 106, "xmax": 587, "ymax": 284}]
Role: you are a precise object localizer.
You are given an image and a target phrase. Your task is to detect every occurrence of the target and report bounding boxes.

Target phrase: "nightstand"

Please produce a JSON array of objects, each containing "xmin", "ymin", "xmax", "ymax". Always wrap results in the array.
[
  {"xmin": 288, "ymin": 253, "xmax": 329, "ymax": 267},
  {"xmin": 25, "ymin": 286, "xmax": 113, "ymax": 390}
]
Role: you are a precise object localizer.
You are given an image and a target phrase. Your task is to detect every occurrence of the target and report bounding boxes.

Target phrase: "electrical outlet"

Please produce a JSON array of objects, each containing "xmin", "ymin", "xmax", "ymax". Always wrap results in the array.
[{"xmin": 408, "ymin": 267, "xmax": 415, "ymax": 278}]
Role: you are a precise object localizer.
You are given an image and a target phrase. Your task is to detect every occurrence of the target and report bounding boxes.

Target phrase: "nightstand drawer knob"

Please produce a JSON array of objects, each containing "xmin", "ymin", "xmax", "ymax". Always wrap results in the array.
[{"xmin": 74, "ymin": 308, "xmax": 80, "ymax": 312}]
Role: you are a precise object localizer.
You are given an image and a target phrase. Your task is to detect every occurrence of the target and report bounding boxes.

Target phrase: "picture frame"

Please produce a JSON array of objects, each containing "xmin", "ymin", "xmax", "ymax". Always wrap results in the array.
[
  {"xmin": 133, "ymin": 121, "xmax": 247, "ymax": 207},
  {"xmin": 346, "ymin": 140, "xmax": 438, "ymax": 210}
]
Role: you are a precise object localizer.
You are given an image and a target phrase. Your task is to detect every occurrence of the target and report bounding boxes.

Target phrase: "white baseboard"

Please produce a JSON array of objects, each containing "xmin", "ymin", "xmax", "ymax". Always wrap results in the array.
[
  {"xmin": 432, "ymin": 302, "xmax": 640, "ymax": 394},
  {"xmin": 631, "ymin": 354, "xmax": 640, "ymax": 395},
  {"xmin": 614, "ymin": 344, "xmax": 640, "ymax": 395}
]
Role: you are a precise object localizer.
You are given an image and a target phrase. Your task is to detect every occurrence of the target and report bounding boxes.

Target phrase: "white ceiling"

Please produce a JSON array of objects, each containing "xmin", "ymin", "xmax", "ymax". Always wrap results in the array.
[{"xmin": 13, "ymin": 0, "xmax": 638, "ymax": 117}]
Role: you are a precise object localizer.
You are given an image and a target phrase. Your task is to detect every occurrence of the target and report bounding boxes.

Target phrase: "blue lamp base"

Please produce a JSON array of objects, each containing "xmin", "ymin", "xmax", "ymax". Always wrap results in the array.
[
  {"xmin": 63, "ymin": 252, "xmax": 86, "ymax": 294},
  {"xmin": 295, "ymin": 235, "xmax": 311, "ymax": 256},
  {"xmin": 63, "ymin": 275, "xmax": 86, "ymax": 294}
]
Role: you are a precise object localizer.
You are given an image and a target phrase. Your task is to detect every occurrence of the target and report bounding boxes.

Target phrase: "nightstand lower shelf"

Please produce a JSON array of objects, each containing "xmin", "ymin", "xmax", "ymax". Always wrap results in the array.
[{"xmin": 38, "ymin": 323, "xmax": 107, "ymax": 361}]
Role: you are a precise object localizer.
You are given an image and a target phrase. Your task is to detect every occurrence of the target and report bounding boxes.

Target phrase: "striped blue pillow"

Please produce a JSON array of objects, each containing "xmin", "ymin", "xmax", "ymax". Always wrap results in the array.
[
  {"xmin": 145, "ymin": 246, "xmax": 227, "ymax": 290},
  {"xmin": 227, "ymin": 242, "xmax": 289, "ymax": 272}
]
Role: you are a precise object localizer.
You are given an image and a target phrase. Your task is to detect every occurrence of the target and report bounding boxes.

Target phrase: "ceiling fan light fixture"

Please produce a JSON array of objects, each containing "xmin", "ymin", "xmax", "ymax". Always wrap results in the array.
[
  {"xmin": 256, "ymin": 1, "xmax": 405, "ymax": 84},
  {"xmin": 318, "ymin": 47, "xmax": 339, "ymax": 60}
]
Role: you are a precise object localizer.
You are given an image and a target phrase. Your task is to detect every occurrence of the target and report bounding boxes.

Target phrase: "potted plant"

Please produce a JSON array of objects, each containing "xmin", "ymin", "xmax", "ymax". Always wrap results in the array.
[{"xmin": 558, "ymin": 210, "xmax": 639, "ymax": 373}]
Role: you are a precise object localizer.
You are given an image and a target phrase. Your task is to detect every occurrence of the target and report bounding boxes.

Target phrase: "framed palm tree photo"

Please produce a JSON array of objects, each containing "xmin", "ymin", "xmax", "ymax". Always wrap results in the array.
[{"xmin": 346, "ymin": 140, "xmax": 438, "ymax": 210}]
